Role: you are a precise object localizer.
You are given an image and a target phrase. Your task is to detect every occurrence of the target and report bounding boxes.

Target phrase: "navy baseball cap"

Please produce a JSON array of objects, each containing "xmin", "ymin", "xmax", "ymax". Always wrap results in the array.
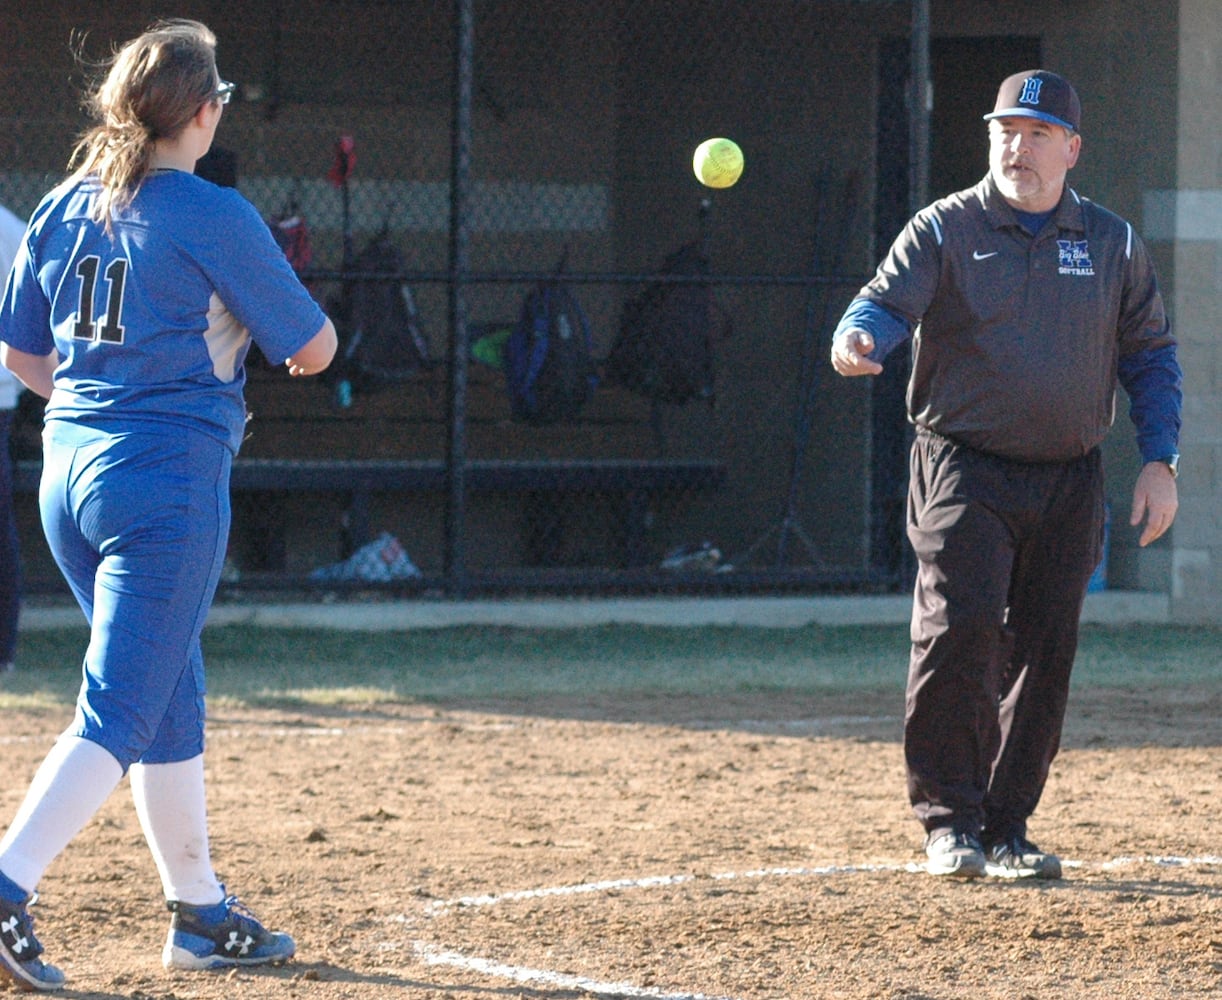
[{"xmin": 983, "ymin": 70, "xmax": 1081, "ymax": 133}]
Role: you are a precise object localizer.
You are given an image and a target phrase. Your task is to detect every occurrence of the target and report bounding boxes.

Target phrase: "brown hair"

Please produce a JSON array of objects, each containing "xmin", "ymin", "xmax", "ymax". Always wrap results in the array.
[{"xmin": 69, "ymin": 19, "xmax": 219, "ymax": 231}]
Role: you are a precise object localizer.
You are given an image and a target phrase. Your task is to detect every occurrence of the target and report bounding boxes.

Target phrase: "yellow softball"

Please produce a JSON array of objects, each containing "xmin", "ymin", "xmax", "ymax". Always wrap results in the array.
[{"xmin": 692, "ymin": 137, "xmax": 744, "ymax": 189}]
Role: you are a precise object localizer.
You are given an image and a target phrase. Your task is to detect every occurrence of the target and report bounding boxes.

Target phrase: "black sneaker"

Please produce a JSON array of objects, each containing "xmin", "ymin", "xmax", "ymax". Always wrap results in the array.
[
  {"xmin": 163, "ymin": 891, "xmax": 295, "ymax": 971},
  {"xmin": 924, "ymin": 830, "xmax": 987, "ymax": 878},
  {"xmin": 0, "ymin": 893, "xmax": 66, "ymax": 992},
  {"xmin": 984, "ymin": 835, "xmax": 1063, "ymax": 880}
]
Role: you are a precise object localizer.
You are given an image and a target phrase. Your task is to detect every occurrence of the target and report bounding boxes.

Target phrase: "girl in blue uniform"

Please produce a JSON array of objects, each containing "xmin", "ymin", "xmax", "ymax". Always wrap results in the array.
[{"xmin": 0, "ymin": 19, "xmax": 336, "ymax": 991}]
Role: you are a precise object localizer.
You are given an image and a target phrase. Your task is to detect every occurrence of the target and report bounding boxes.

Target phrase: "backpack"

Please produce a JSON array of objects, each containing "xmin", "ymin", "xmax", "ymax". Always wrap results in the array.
[
  {"xmin": 331, "ymin": 233, "xmax": 432, "ymax": 399},
  {"xmin": 505, "ymin": 258, "xmax": 597, "ymax": 425},
  {"xmin": 605, "ymin": 242, "xmax": 726, "ymax": 405}
]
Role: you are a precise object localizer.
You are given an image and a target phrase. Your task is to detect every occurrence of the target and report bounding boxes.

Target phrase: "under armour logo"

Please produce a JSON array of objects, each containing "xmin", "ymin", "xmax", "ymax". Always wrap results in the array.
[
  {"xmin": 225, "ymin": 931, "xmax": 255, "ymax": 956},
  {"xmin": 1, "ymin": 915, "xmax": 30, "ymax": 954},
  {"xmin": 1018, "ymin": 77, "xmax": 1043, "ymax": 106}
]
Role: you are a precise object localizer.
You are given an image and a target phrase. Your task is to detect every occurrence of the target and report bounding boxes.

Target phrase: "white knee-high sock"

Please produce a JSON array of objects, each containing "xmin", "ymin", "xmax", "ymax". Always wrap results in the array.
[
  {"xmin": 129, "ymin": 755, "xmax": 223, "ymax": 906},
  {"xmin": 0, "ymin": 736, "xmax": 124, "ymax": 894}
]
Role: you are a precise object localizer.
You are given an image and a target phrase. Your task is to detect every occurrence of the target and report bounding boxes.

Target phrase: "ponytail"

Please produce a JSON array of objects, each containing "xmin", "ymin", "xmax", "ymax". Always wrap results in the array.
[{"xmin": 68, "ymin": 19, "xmax": 218, "ymax": 232}]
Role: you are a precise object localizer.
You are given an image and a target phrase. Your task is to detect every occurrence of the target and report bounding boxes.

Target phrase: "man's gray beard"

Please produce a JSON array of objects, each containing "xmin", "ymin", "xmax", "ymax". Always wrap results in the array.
[{"xmin": 992, "ymin": 169, "xmax": 1033, "ymax": 207}]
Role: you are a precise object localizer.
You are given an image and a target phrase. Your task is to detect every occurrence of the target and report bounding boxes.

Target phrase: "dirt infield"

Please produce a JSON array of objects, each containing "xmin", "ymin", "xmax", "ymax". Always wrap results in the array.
[{"xmin": 0, "ymin": 685, "xmax": 1218, "ymax": 999}]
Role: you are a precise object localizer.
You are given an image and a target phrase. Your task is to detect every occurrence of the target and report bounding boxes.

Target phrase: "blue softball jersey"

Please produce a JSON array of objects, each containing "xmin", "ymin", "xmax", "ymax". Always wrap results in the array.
[{"xmin": 0, "ymin": 169, "xmax": 326, "ymax": 453}]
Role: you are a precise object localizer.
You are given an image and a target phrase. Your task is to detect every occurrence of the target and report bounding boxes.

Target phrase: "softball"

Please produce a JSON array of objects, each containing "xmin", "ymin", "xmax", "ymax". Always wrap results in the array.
[{"xmin": 692, "ymin": 137, "xmax": 744, "ymax": 189}]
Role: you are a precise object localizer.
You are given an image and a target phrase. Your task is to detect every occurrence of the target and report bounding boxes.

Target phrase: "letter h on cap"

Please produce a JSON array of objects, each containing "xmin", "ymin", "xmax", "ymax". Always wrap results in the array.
[{"xmin": 1018, "ymin": 77, "xmax": 1043, "ymax": 105}]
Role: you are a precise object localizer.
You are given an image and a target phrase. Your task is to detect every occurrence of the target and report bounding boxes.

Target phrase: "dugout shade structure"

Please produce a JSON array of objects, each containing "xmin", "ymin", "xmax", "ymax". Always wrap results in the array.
[{"xmin": 1, "ymin": 0, "xmax": 1208, "ymax": 616}]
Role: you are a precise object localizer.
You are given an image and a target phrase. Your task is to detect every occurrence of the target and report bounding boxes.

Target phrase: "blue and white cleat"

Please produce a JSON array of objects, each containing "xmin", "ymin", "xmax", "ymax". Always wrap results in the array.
[
  {"xmin": 163, "ymin": 890, "xmax": 295, "ymax": 971},
  {"xmin": 0, "ymin": 893, "xmax": 66, "ymax": 992}
]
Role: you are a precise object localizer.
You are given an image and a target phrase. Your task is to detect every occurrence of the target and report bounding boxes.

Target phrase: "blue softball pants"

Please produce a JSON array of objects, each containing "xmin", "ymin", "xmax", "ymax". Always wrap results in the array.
[{"xmin": 39, "ymin": 422, "xmax": 231, "ymax": 770}]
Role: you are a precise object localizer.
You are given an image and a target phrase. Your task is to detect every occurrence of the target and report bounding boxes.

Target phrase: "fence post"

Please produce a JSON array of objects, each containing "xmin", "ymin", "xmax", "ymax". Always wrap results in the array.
[{"xmin": 444, "ymin": 0, "xmax": 475, "ymax": 597}]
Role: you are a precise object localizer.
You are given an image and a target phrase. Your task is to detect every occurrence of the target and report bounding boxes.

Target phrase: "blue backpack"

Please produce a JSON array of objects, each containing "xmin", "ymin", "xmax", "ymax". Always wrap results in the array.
[{"xmin": 505, "ymin": 258, "xmax": 597, "ymax": 425}]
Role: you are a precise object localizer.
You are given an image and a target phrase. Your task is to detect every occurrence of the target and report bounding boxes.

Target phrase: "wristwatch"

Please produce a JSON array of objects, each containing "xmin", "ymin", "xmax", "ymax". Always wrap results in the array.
[{"xmin": 1157, "ymin": 454, "xmax": 1180, "ymax": 479}]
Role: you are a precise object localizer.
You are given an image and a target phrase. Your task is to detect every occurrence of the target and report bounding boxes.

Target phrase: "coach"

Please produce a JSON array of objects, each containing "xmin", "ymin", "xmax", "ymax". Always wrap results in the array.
[{"xmin": 830, "ymin": 70, "xmax": 1182, "ymax": 879}]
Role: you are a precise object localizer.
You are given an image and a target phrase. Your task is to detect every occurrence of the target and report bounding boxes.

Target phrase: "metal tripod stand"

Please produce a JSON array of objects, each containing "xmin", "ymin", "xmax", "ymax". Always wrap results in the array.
[{"xmin": 733, "ymin": 166, "xmax": 861, "ymax": 570}]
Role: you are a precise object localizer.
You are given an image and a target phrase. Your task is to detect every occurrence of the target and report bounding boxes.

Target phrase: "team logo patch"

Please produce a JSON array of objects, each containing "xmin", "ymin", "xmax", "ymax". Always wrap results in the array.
[{"xmin": 1057, "ymin": 240, "xmax": 1094, "ymax": 276}]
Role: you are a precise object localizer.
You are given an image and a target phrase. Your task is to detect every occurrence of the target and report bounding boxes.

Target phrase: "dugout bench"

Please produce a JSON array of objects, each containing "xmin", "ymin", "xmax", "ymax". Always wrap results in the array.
[{"xmin": 13, "ymin": 457, "xmax": 726, "ymax": 585}]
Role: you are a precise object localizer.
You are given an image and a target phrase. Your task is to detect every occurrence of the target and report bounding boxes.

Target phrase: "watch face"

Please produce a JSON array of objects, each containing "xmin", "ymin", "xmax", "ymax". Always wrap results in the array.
[{"xmin": 1164, "ymin": 455, "xmax": 1179, "ymax": 478}]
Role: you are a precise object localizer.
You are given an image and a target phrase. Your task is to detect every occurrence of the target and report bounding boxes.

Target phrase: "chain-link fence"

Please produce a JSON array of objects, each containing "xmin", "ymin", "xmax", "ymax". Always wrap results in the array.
[{"xmin": 4, "ymin": 1, "xmax": 919, "ymax": 597}]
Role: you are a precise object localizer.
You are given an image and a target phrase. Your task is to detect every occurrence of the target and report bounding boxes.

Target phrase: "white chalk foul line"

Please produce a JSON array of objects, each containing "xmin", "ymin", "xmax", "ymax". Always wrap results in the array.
[
  {"xmin": 412, "ymin": 941, "xmax": 739, "ymax": 1000},
  {"xmin": 392, "ymin": 855, "xmax": 1222, "ymax": 997},
  {"xmin": 416, "ymin": 854, "xmax": 1222, "ymax": 917},
  {"xmin": 431, "ymin": 854, "xmax": 1222, "ymax": 914},
  {"xmin": 422, "ymin": 873, "xmax": 700, "ymax": 915},
  {"xmin": 420, "ymin": 864, "xmax": 911, "ymax": 916},
  {"xmin": 392, "ymin": 866, "xmax": 908, "ymax": 1000},
  {"xmin": 1098, "ymin": 854, "xmax": 1222, "ymax": 869}
]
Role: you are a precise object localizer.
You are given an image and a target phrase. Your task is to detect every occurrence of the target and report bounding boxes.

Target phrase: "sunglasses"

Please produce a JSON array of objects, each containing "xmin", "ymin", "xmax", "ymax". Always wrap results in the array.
[{"xmin": 213, "ymin": 80, "xmax": 236, "ymax": 105}]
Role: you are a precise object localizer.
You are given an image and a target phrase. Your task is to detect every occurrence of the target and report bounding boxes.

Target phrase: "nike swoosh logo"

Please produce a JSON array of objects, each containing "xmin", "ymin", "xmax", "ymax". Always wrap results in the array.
[{"xmin": 973, "ymin": 250, "xmax": 999, "ymax": 260}]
